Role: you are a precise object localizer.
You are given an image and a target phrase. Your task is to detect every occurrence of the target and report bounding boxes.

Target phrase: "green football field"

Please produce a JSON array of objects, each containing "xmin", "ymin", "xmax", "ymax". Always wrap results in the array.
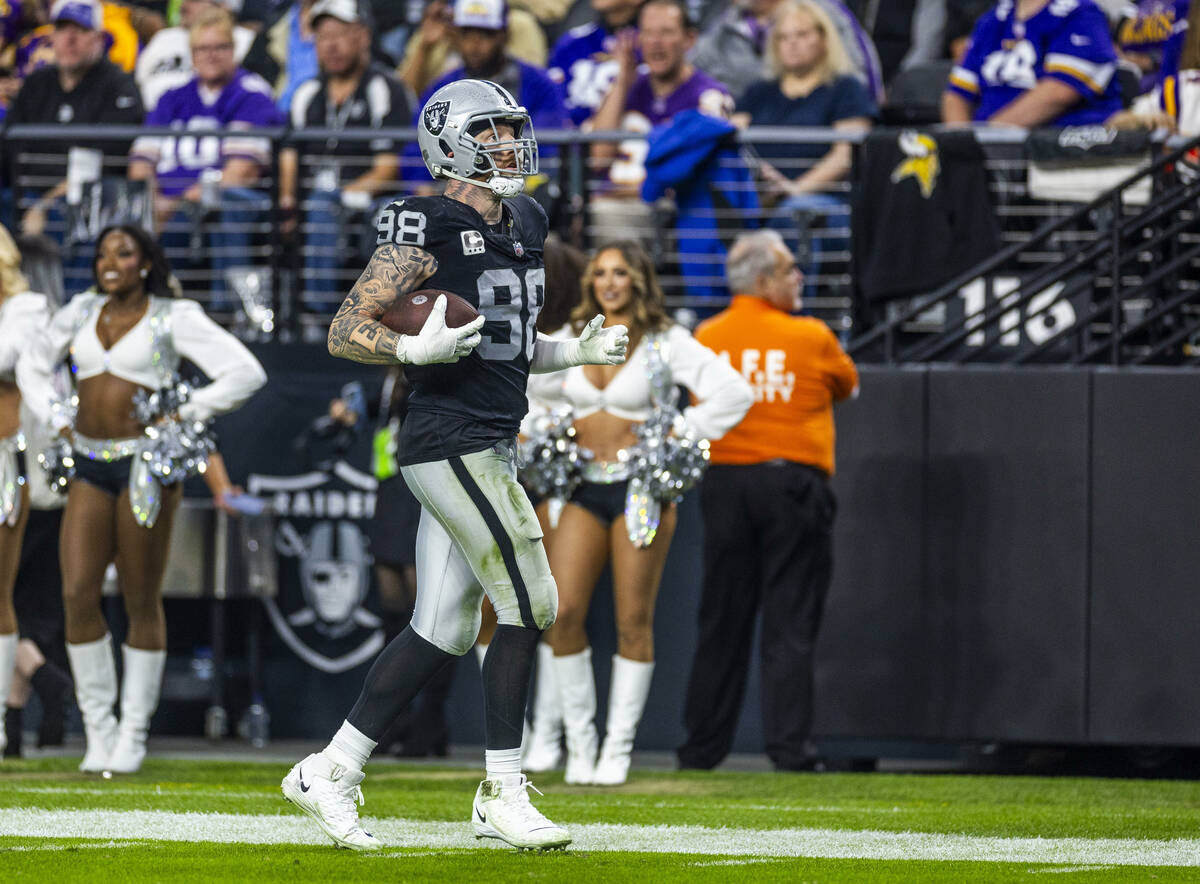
[{"xmin": 2, "ymin": 757, "xmax": 1199, "ymax": 881}]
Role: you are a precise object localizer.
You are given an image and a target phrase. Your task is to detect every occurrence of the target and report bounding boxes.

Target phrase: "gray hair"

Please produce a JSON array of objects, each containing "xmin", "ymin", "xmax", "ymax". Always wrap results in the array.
[{"xmin": 725, "ymin": 229, "xmax": 788, "ymax": 294}]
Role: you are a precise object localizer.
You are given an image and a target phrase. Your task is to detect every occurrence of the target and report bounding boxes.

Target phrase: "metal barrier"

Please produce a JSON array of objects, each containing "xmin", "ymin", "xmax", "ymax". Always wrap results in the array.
[
  {"xmin": 9, "ymin": 123, "xmax": 1193, "ymax": 359},
  {"xmin": 851, "ymin": 133, "xmax": 1200, "ymax": 366}
]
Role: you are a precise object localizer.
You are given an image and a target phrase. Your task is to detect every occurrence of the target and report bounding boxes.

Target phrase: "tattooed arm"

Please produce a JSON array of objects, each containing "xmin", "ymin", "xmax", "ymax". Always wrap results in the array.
[{"xmin": 327, "ymin": 243, "xmax": 438, "ymax": 364}]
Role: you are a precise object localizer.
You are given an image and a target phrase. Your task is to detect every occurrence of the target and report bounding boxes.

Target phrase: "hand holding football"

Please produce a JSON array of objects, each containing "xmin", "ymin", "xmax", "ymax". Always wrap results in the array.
[{"xmin": 381, "ymin": 289, "xmax": 481, "ymax": 337}]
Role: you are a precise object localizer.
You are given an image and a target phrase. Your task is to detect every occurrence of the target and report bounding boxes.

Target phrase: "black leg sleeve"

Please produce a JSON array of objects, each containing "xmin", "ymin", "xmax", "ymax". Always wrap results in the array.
[
  {"xmin": 481, "ymin": 624, "xmax": 540, "ymax": 751},
  {"xmin": 346, "ymin": 626, "xmax": 456, "ymax": 741}
]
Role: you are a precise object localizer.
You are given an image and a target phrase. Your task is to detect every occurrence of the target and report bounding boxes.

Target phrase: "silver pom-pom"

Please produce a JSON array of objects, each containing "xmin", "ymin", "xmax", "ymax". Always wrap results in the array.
[
  {"xmin": 132, "ymin": 382, "xmax": 216, "ymax": 485},
  {"xmin": 519, "ymin": 409, "xmax": 592, "ymax": 524},
  {"xmin": 129, "ymin": 380, "xmax": 217, "ymax": 527},
  {"xmin": 625, "ymin": 411, "xmax": 710, "ymax": 505},
  {"xmin": 623, "ymin": 410, "xmax": 710, "ymax": 548},
  {"xmin": 37, "ymin": 438, "xmax": 75, "ymax": 495}
]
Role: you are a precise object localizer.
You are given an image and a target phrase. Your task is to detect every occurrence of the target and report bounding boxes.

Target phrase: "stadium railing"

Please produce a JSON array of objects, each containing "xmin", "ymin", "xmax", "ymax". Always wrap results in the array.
[{"xmin": 7, "ymin": 123, "xmax": 1194, "ymax": 363}]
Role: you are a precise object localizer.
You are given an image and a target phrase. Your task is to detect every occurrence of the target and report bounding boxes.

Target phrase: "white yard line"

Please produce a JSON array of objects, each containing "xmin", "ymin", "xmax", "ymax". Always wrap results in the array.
[{"xmin": 0, "ymin": 808, "xmax": 1198, "ymax": 866}]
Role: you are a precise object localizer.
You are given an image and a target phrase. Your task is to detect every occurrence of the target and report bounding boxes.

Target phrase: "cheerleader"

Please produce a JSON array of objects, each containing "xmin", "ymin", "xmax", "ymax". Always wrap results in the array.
[
  {"xmin": 527, "ymin": 241, "xmax": 752, "ymax": 784},
  {"xmin": 18, "ymin": 224, "xmax": 266, "ymax": 773},
  {"xmin": 0, "ymin": 225, "xmax": 52, "ymax": 758}
]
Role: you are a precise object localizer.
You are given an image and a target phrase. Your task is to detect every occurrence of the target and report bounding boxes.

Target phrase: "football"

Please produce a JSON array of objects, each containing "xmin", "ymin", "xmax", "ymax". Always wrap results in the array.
[{"xmin": 380, "ymin": 289, "xmax": 480, "ymax": 336}]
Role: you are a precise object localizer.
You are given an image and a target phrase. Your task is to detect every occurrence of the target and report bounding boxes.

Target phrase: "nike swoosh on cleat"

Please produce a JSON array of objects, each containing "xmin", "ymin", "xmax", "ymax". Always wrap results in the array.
[
  {"xmin": 476, "ymin": 807, "xmax": 486, "ymax": 823},
  {"xmin": 298, "ymin": 768, "xmax": 311, "ymax": 793}
]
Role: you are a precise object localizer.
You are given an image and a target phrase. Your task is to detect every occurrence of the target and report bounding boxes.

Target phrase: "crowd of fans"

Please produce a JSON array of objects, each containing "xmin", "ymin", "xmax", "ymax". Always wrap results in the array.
[{"xmin": 0, "ymin": 0, "xmax": 1194, "ymax": 315}]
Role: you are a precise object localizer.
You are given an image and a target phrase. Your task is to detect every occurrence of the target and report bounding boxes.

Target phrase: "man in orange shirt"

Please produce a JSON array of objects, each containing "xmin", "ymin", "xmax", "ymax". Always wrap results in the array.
[{"xmin": 677, "ymin": 229, "xmax": 857, "ymax": 772}]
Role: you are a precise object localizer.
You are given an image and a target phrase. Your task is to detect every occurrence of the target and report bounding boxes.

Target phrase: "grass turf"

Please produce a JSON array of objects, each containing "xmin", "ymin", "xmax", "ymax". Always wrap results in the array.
[
  {"xmin": 1, "ymin": 757, "xmax": 1198, "ymax": 881},
  {"xmin": 4, "ymin": 841, "xmax": 1199, "ymax": 883}
]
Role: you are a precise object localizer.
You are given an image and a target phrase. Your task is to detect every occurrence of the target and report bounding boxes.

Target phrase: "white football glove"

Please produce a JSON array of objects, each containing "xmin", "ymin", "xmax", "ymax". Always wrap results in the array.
[
  {"xmin": 395, "ymin": 294, "xmax": 485, "ymax": 365},
  {"xmin": 573, "ymin": 314, "xmax": 629, "ymax": 366}
]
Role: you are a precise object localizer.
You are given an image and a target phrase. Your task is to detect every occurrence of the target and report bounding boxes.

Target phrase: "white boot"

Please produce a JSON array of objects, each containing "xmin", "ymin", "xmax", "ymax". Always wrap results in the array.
[
  {"xmin": 522, "ymin": 642, "xmax": 563, "ymax": 772},
  {"xmin": 552, "ymin": 647, "xmax": 598, "ymax": 784},
  {"xmin": 593, "ymin": 656, "xmax": 654, "ymax": 785},
  {"xmin": 67, "ymin": 634, "xmax": 119, "ymax": 772},
  {"xmin": 0, "ymin": 633, "xmax": 15, "ymax": 757},
  {"xmin": 106, "ymin": 645, "xmax": 166, "ymax": 774}
]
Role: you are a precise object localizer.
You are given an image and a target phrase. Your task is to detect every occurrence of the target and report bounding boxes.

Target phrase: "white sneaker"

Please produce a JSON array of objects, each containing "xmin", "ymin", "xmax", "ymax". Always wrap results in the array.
[
  {"xmin": 472, "ymin": 775, "xmax": 571, "ymax": 850},
  {"xmin": 281, "ymin": 753, "xmax": 381, "ymax": 851}
]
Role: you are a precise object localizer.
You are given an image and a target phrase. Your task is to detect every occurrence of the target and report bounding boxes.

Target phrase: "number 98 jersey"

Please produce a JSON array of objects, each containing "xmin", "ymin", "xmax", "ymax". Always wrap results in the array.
[{"xmin": 375, "ymin": 193, "xmax": 548, "ymax": 466}]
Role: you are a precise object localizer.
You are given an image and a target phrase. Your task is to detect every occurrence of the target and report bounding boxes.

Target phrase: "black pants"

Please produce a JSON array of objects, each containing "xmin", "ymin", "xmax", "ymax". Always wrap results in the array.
[{"xmin": 678, "ymin": 461, "xmax": 835, "ymax": 770}]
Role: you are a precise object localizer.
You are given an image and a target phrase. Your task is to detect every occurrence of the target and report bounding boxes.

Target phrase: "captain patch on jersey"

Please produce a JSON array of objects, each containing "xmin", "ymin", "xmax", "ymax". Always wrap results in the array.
[{"xmin": 947, "ymin": 0, "xmax": 1123, "ymax": 127}]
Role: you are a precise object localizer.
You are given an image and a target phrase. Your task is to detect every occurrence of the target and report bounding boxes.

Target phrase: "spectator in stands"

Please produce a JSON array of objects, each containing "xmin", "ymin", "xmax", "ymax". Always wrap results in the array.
[
  {"xmin": 677, "ymin": 228, "xmax": 857, "ymax": 773},
  {"xmin": 691, "ymin": 0, "xmax": 885, "ymax": 103},
  {"xmin": 1112, "ymin": 0, "xmax": 1200, "ymax": 132},
  {"xmin": 589, "ymin": 0, "xmax": 732, "ymax": 244},
  {"xmin": 736, "ymin": 0, "xmax": 875, "ymax": 300},
  {"xmin": 398, "ymin": 0, "xmax": 549, "ymax": 97},
  {"xmin": 942, "ymin": 0, "xmax": 1124, "ymax": 127},
  {"xmin": 128, "ymin": 6, "xmax": 282, "ymax": 310},
  {"xmin": 242, "ymin": 0, "xmax": 319, "ymax": 112},
  {"xmin": 409, "ymin": 0, "xmax": 568, "ymax": 186},
  {"xmin": 136, "ymin": 0, "xmax": 256, "ymax": 110},
  {"xmin": 547, "ymin": 0, "xmax": 641, "ymax": 127},
  {"xmin": 527, "ymin": 240, "xmax": 751, "ymax": 785},
  {"xmin": 1115, "ymin": 1, "xmax": 1189, "ymax": 94},
  {"xmin": 16, "ymin": 0, "xmax": 148, "ymax": 76},
  {"xmin": 282, "ymin": 0, "xmax": 412, "ymax": 312},
  {"xmin": 884, "ymin": 2, "xmax": 987, "ymax": 124},
  {"xmin": 842, "ymin": 0, "xmax": 946, "ymax": 84},
  {"xmin": 7, "ymin": 0, "xmax": 144, "ymax": 240}
]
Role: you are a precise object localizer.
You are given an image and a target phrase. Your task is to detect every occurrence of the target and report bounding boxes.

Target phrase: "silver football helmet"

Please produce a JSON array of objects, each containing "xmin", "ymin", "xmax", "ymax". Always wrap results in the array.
[{"xmin": 417, "ymin": 79, "xmax": 538, "ymax": 198}]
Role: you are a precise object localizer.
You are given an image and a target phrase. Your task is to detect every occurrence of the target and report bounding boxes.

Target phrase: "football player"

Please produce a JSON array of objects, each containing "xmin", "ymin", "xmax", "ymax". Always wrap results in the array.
[{"xmin": 282, "ymin": 78, "xmax": 628, "ymax": 852}]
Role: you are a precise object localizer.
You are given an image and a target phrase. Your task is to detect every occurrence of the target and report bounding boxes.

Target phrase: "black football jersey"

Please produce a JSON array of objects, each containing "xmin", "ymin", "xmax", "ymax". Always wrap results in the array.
[{"xmin": 375, "ymin": 193, "xmax": 547, "ymax": 465}]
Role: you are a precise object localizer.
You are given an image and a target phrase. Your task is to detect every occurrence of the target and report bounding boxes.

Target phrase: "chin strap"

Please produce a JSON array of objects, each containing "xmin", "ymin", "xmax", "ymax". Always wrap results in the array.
[{"xmin": 439, "ymin": 169, "xmax": 525, "ymax": 198}]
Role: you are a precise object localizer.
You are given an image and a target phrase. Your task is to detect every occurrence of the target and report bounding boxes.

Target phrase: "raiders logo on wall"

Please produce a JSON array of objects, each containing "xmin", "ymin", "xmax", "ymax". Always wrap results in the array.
[{"xmin": 248, "ymin": 460, "xmax": 384, "ymax": 673}]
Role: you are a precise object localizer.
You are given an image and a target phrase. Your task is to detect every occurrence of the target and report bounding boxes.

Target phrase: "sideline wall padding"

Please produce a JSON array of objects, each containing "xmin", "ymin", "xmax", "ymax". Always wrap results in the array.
[{"xmin": 1089, "ymin": 369, "xmax": 1200, "ymax": 744}]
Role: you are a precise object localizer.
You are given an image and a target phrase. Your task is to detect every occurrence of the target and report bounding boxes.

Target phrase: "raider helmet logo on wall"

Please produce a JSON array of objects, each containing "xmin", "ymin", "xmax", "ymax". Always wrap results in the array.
[{"xmin": 423, "ymin": 100, "xmax": 450, "ymax": 136}]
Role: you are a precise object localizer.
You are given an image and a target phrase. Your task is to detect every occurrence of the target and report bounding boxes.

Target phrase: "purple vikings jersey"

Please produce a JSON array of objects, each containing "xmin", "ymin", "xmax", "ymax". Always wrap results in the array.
[
  {"xmin": 548, "ymin": 21, "xmax": 629, "ymax": 126},
  {"xmin": 947, "ymin": 0, "xmax": 1123, "ymax": 127},
  {"xmin": 609, "ymin": 69, "xmax": 732, "ymax": 189},
  {"xmin": 130, "ymin": 69, "xmax": 282, "ymax": 197},
  {"xmin": 1151, "ymin": 0, "xmax": 1191, "ymax": 91},
  {"xmin": 624, "ymin": 68, "xmax": 732, "ymax": 128},
  {"xmin": 16, "ymin": 24, "xmax": 53, "ymax": 78},
  {"xmin": 1118, "ymin": 0, "xmax": 1189, "ymax": 92}
]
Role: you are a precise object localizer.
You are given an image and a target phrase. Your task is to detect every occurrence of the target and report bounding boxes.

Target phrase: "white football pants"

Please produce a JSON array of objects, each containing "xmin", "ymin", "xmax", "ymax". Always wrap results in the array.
[{"xmin": 400, "ymin": 442, "xmax": 558, "ymax": 655}]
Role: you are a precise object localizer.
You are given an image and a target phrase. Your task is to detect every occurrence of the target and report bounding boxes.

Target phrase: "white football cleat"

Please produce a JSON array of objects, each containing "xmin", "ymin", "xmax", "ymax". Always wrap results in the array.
[
  {"xmin": 472, "ymin": 775, "xmax": 571, "ymax": 850},
  {"xmin": 281, "ymin": 752, "xmax": 381, "ymax": 851}
]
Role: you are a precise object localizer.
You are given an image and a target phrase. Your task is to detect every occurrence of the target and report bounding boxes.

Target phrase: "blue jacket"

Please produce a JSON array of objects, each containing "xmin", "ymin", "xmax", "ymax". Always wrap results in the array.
[{"xmin": 642, "ymin": 110, "xmax": 759, "ymax": 299}]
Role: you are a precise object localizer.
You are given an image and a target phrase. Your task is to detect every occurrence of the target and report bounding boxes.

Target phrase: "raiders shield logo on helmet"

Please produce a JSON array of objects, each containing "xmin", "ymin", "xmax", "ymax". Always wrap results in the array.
[{"xmin": 423, "ymin": 100, "xmax": 451, "ymax": 136}]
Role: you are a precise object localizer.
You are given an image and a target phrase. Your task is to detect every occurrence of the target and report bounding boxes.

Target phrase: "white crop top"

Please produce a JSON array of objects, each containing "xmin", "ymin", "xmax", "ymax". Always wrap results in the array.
[
  {"xmin": 526, "ymin": 323, "xmax": 752, "ymax": 440},
  {"xmin": 18, "ymin": 292, "xmax": 268, "ymax": 432},
  {"xmin": 0, "ymin": 292, "xmax": 51, "ymax": 384}
]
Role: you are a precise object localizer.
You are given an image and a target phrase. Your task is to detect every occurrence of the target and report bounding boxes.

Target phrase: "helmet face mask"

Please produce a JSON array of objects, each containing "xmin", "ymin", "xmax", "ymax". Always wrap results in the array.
[{"xmin": 418, "ymin": 79, "xmax": 538, "ymax": 197}]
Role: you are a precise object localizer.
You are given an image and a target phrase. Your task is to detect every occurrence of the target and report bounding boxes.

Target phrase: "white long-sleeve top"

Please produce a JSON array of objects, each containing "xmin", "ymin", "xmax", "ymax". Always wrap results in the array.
[
  {"xmin": 527, "ymin": 323, "xmax": 753, "ymax": 440},
  {"xmin": 18, "ymin": 292, "xmax": 268, "ymax": 432},
  {"xmin": 0, "ymin": 292, "xmax": 52, "ymax": 383}
]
